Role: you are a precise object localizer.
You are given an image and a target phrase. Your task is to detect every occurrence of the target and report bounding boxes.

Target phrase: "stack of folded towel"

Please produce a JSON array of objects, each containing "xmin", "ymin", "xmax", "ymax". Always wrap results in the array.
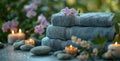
[{"xmin": 41, "ymin": 12, "xmax": 115, "ymax": 51}]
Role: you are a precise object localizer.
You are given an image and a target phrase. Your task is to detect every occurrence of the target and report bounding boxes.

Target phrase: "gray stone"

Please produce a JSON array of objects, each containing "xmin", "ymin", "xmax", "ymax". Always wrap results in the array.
[
  {"xmin": 0, "ymin": 42, "xmax": 4, "ymax": 49},
  {"xmin": 30, "ymin": 46, "xmax": 51, "ymax": 55},
  {"xmin": 20, "ymin": 44, "xmax": 34, "ymax": 51},
  {"xmin": 57, "ymin": 53, "xmax": 72, "ymax": 60},
  {"xmin": 13, "ymin": 40, "xmax": 24, "ymax": 50},
  {"xmin": 53, "ymin": 50, "xmax": 65, "ymax": 56}
]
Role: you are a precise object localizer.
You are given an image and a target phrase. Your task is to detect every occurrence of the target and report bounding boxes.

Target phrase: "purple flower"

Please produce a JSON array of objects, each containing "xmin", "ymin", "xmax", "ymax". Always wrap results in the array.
[
  {"xmin": 37, "ymin": 14, "xmax": 49, "ymax": 28},
  {"xmin": 11, "ymin": 20, "xmax": 19, "ymax": 27},
  {"xmin": 60, "ymin": 7, "xmax": 70, "ymax": 16},
  {"xmin": 23, "ymin": 4, "xmax": 38, "ymax": 12},
  {"xmin": 70, "ymin": 8, "xmax": 78, "ymax": 15},
  {"xmin": 26, "ymin": 10, "xmax": 36, "ymax": 18},
  {"xmin": 2, "ymin": 20, "xmax": 19, "ymax": 32},
  {"xmin": 37, "ymin": 14, "xmax": 46, "ymax": 22},
  {"xmin": 41, "ymin": 19, "xmax": 49, "ymax": 28},
  {"xmin": 60, "ymin": 7, "xmax": 78, "ymax": 16},
  {"xmin": 34, "ymin": 25, "xmax": 44, "ymax": 34}
]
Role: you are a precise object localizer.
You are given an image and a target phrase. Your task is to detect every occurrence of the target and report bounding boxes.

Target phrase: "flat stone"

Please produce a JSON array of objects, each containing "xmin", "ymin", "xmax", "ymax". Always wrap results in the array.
[
  {"xmin": 20, "ymin": 44, "xmax": 34, "ymax": 51},
  {"xmin": 57, "ymin": 53, "xmax": 72, "ymax": 60},
  {"xmin": 53, "ymin": 50, "xmax": 65, "ymax": 56},
  {"xmin": 30, "ymin": 46, "xmax": 51, "ymax": 55},
  {"xmin": 13, "ymin": 40, "xmax": 24, "ymax": 50}
]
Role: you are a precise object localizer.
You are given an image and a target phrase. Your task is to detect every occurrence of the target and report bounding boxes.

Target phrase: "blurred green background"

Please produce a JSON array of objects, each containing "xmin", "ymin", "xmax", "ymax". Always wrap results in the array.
[{"xmin": 0, "ymin": 0, "xmax": 120, "ymax": 42}]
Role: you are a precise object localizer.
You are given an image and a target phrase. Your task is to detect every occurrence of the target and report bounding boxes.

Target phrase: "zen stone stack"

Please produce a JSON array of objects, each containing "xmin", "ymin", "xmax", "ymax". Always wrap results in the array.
[{"xmin": 41, "ymin": 12, "xmax": 115, "ymax": 51}]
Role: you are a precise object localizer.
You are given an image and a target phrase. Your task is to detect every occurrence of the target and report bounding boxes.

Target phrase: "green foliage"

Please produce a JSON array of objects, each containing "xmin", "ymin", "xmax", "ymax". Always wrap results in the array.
[
  {"xmin": 91, "ymin": 34, "xmax": 107, "ymax": 45},
  {"xmin": 114, "ymin": 34, "xmax": 120, "ymax": 42},
  {"xmin": 114, "ymin": 23, "xmax": 119, "ymax": 34}
]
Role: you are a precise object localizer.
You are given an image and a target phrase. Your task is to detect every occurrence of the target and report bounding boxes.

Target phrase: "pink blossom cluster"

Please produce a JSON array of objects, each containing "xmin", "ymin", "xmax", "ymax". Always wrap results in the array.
[
  {"xmin": 34, "ymin": 14, "xmax": 49, "ymax": 34},
  {"xmin": 61, "ymin": 7, "xmax": 78, "ymax": 16},
  {"xmin": 2, "ymin": 20, "xmax": 19, "ymax": 32},
  {"xmin": 23, "ymin": 0, "xmax": 41, "ymax": 18}
]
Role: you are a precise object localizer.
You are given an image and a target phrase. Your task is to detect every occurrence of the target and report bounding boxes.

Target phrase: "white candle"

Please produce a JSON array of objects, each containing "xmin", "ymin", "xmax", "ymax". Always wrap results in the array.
[
  {"xmin": 17, "ymin": 29, "xmax": 25, "ymax": 40},
  {"xmin": 8, "ymin": 30, "xmax": 18, "ymax": 44},
  {"xmin": 108, "ymin": 42, "xmax": 120, "ymax": 58}
]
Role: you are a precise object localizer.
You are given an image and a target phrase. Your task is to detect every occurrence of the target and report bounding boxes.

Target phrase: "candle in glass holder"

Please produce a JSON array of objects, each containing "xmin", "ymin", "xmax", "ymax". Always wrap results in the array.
[
  {"xmin": 65, "ymin": 45, "xmax": 78, "ymax": 55},
  {"xmin": 8, "ymin": 30, "xmax": 18, "ymax": 44},
  {"xmin": 25, "ymin": 39, "xmax": 35, "ymax": 46},
  {"xmin": 108, "ymin": 42, "xmax": 120, "ymax": 58},
  {"xmin": 17, "ymin": 29, "xmax": 25, "ymax": 40}
]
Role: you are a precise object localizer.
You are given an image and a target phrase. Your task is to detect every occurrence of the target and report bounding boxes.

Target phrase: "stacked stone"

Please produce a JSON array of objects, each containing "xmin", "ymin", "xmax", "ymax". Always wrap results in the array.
[{"xmin": 41, "ymin": 12, "xmax": 115, "ymax": 51}]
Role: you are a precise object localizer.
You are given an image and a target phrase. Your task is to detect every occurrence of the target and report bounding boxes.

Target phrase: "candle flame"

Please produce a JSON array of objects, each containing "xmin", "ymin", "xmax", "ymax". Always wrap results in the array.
[
  {"xmin": 70, "ymin": 45, "xmax": 72, "ymax": 48},
  {"xmin": 115, "ymin": 42, "xmax": 118, "ymax": 45},
  {"xmin": 19, "ymin": 29, "xmax": 22, "ymax": 33},
  {"xmin": 11, "ymin": 30, "xmax": 14, "ymax": 34},
  {"xmin": 29, "ymin": 39, "xmax": 33, "ymax": 42}
]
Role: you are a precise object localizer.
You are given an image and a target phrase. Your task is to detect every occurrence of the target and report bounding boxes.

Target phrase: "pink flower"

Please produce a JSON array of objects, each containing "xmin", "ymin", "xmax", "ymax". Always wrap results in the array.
[
  {"xmin": 70, "ymin": 8, "xmax": 78, "ymax": 15},
  {"xmin": 2, "ymin": 20, "xmax": 19, "ymax": 32},
  {"xmin": 23, "ymin": 4, "xmax": 38, "ymax": 12},
  {"xmin": 34, "ymin": 25, "xmax": 44, "ymax": 34},
  {"xmin": 37, "ymin": 14, "xmax": 49, "ymax": 28},
  {"xmin": 60, "ymin": 7, "xmax": 70, "ymax": 16},
  {"xmin": 37, "ymin": 14, "xmax": 46, "ymax": 22},
  {"xmin": 41, "ymin": 19, "xmax": 49, "ymax": 28},
  {"xmin": 26, "ymin": 10, "xmax": 36, "ymax": 18},
  {"xmin": 60, "ymin": 7, "xmax": 78, "ymax": 16}
]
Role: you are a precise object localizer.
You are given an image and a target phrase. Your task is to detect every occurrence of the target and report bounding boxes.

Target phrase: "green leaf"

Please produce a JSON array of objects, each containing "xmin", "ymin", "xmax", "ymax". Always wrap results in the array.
[
  {"xmin": 114, "ymin": 23, "xmax": 119, "ymax": 34},
  {"xmin": 91, "ymin": 34, "xmax": 107, "ymax": 45},
  {"xmin": 114, "ymin": 34, "xmax": 120, "ymax": 42}
]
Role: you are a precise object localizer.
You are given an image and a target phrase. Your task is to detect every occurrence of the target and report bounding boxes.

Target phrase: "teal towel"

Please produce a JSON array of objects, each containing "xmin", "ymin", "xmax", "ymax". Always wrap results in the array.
[
  {"xmin": 51, "ymin": 12, "xmax": 114, "ymax": 27},
  {"xmin": 46, "ymin": 25, "xmax": 115, "ymax": 41}
]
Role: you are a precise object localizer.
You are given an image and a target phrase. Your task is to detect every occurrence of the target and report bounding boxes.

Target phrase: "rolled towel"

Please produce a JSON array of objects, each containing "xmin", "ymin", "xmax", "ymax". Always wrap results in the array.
[
  {"xmin": 46, "ymin": 25, "xmax": 115, "ymax": 41},
  {"xmin": 51, "ymin": 13, "xmax": 76, "ymax": 27},
  {"xmin": 71, "ymin": 26, "xmax": 115, "ymax": 41},
  {"xmin": 51, "ymin": 12, "xmax": 114, "ymax": 27},
  {"xmin": 76, "ymin": 12, "xmax": 114, "ymax": 27},
  {"xmin": 46, "ymin": 25, "xmax": 67, "ymax": 40},
  {"xmin": 41, "ymin": 37, "xmax": 67, "ymax": 51}
]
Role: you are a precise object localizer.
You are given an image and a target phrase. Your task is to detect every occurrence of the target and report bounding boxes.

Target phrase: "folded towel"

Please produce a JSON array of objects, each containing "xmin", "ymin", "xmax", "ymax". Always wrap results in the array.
[
  {"xmin": 76, "ymin": 12, "xmax": 114, "ymax": 27},
  {"xmin": 46, "ymin": 25, "xmax": 115, "ymax": 41},
  {"xmin": 51, "ymin": 13, "xmax": 76, "ymax": 27},
  {"xmin": 46, "ymin": 25, "xmax": 67, "ymax": 40},
  {"xmin": 71, "ymin": 26, "xmax": 115, "ymax": 41},
  {"xmin": 51, "ymin": 12, "xmax": 114, "ymax": 27}
]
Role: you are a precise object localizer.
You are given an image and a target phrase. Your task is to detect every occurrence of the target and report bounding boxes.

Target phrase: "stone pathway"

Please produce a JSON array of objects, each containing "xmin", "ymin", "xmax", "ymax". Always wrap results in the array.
[{"xmin": 0, "ymin": 45, "xmax": 79, "ymax": 61}]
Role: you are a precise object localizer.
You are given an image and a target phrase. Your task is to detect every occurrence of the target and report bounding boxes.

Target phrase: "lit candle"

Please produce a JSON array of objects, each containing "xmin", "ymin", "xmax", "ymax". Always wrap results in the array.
[
  {"xmin": 17, "ymin": 29, "xmax": 25, "ymax": 40},
  {"xmin": 8, "ymin": 30, "xmax": 18, "ymax": 44},
  {"xmin": 65, "ymin": 45, "xmax": 78, "ymax": 55},
  {"xmin": 108, "ymin": 42, "xmax": 120, "ymax": 58},
  {"xmin": 25, "ymin": 39, "xmax": 35, "ymax": 46}
]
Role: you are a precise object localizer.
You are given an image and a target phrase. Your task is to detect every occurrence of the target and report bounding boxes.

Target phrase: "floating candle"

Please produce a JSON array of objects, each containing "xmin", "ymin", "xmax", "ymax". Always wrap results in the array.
[
  {"xmin": 65, "ymin": 45, "xmax": 78, "ymax": 55},
  {"xmin": 25, "ymin": 39, "xmax": 35, "ymax": 46}
]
